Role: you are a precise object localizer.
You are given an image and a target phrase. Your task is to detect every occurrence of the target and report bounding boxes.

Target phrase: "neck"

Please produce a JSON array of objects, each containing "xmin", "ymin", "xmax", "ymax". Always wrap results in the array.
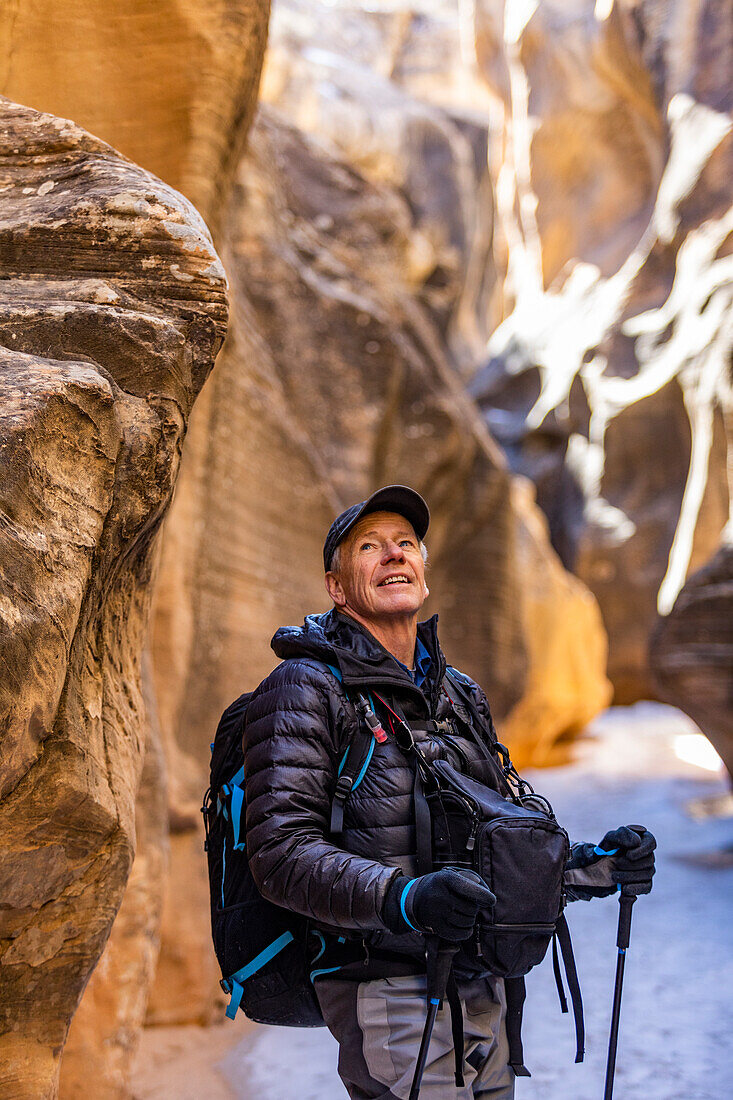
[{"xmin": 338, "ymin": 607, "xmax": 417, "ymax": 668}]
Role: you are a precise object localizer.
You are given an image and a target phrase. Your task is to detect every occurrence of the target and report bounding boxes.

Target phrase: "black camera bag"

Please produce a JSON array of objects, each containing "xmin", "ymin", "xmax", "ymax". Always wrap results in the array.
[{"xmin": 428, "ymin": 759, "xmax": 569, "ymax": 979}]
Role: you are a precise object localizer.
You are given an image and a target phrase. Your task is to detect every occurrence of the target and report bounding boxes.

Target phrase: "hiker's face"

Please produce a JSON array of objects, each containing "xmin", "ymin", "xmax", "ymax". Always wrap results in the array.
[{"xmin": 325, "ymin": 512, "xmax": 428, "ymax": 626}]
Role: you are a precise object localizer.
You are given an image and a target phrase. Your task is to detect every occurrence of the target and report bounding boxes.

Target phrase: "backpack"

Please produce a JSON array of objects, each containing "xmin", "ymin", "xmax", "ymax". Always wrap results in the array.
[{"xmin": 201, "ymin": 667, "xmax": 373, "ymax": 1026}]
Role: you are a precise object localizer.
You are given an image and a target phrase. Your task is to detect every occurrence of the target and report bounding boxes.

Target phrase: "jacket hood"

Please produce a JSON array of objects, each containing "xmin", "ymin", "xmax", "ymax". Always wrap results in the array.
[{"xmin": 271, "ymin": 609, "xmax": 446, "ymax": 704}]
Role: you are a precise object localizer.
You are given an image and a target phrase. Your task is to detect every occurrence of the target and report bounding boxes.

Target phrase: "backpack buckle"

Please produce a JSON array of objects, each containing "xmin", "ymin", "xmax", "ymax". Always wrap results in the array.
[{"xmin": 334, "ymin": 774, "xmax": 353, "ymax": 800}]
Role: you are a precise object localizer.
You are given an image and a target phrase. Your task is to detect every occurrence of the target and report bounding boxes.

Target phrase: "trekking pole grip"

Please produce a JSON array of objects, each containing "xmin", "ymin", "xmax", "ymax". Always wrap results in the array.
[{"xmin": 617, "ymin": 891, "xmax": 636, "ymax": 951}]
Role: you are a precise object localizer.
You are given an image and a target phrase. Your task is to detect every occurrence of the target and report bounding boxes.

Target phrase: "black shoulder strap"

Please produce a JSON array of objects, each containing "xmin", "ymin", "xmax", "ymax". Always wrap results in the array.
[
  {"xmin": 555, "ymin": 912, "xmax": 585, "ymax": 1064},
  {"xmin": 443, "ymin": 667, "xmax": 498, "ymax": 747}
]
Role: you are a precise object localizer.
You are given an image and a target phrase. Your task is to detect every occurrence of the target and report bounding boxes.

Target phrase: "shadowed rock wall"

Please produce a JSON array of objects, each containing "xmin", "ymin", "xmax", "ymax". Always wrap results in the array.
[
  {"xmin": 0, "ymin": 100, "xmax": 227, "ymax": 1098},
  {"xmin": 650, "ymin": 539, "xmax": 733, "ymax": 780}
]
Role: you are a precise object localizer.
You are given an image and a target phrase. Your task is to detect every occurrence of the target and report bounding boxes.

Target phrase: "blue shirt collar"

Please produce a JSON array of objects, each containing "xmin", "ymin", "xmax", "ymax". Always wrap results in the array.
[{"xmin": 395, "ymin": 635, "xmax": 432, "ymax": 689}]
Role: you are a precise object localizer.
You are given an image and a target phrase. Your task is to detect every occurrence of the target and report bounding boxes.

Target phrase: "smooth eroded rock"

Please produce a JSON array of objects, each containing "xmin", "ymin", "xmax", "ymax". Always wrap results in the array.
[
  {"xmin": 0, "ymin": 0, "xmax": 271, "ymax": 226},
  {"xmin": 0, "ymin": 98, "xmax": 227, "ymax": 1099}
]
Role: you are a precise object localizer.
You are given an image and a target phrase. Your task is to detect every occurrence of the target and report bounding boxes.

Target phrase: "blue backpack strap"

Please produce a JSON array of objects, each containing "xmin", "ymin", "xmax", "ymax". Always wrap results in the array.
[
  {"xmin": 226, "ymin": 765, "xmax": 246, "ymax": 850},
  {"xmin": 221, "ymin": 931, "xmax": 295, "ymax": 1019},
  {"xmin": 231, "ymin": 784, "xmax": 245, "ymax": 851}
]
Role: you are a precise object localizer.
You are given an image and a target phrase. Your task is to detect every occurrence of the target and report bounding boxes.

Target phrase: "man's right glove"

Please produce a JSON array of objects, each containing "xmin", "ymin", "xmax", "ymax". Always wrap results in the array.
[
  {"xmin": 565, "ymin": 824, "xmax": 656, "ymax": 901},
  {"xmin": 383, "ymin": 868, "xmax": 496, "ymax": 941}
]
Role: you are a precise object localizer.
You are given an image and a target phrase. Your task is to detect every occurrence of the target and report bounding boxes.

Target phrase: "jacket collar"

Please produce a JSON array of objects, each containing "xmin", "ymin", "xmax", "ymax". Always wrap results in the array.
[{"xmin": 271, "ymin": 608, "xmax": 446, "ymax": 710}]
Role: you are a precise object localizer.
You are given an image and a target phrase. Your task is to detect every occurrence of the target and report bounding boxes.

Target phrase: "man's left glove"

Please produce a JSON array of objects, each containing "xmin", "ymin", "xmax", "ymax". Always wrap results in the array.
[{"xmin": 564, "ymin": 824, "xmax": 656, "ymax": 902}]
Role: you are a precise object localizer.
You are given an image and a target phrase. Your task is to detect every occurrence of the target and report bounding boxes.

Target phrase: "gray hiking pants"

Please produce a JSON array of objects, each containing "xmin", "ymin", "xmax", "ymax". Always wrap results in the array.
[{"xmin": 314, "ymin": 973, "xmax": 516, "ymax": 1100}]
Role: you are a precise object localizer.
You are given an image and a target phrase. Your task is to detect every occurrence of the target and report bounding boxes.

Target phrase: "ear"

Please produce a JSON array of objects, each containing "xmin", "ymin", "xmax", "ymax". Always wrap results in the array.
[{"xmin": 325, "ymin": 571, "xmax": 347, "ymax": 607}]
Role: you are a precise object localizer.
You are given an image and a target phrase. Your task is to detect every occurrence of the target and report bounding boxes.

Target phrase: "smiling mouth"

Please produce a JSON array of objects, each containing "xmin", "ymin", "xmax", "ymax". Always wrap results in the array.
[{"xmin": 378, "ymin": 575, "xmax": 411, "ymax": 587}]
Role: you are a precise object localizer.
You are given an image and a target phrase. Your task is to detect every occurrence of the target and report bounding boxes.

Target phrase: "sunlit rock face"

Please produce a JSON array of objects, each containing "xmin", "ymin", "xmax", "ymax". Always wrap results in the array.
[
  {"xmin": 261, "ymin": 0, "xmax": 501, "ymax": 372},
  {"xmin": 0, "ymin": 0, "xmax": 271, "ymax": 229},
  {"xmin": 650, "ymin": 538, "xmax": 733, "ymax": 781},
  {"xmin": 469, "ymin": 0, "xmax": 732, "ymax": 702},
  {"xmin": 0, "ymin": 99, "xmax": 226, "ymax": 1098},
  {"xmin": 503, "ymin": 479, "xmax": 612, "ymax": 766}
]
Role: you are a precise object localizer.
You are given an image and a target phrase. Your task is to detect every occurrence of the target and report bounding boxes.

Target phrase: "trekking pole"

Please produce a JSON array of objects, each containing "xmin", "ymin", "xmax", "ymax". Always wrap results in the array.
[
  {"xmin": 603, "ymin": 888, "xmax": 637, "ymax": 1100},
  {"xmin": 409, "ymin": 937, "xmax": 457, "ymax": 1100}
]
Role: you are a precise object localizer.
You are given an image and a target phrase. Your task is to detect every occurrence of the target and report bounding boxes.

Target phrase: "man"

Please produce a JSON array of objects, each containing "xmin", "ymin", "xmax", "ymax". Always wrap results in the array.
[{"xmin": 243, "ymin": 485, "xmax": 655, "ymax": 1099}]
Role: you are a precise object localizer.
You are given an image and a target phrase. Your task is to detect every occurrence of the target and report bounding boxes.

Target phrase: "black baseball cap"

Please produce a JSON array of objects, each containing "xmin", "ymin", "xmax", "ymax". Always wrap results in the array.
[{"xmin": 323, "ymin": 485, "xmax": 430, "ymax": 571}]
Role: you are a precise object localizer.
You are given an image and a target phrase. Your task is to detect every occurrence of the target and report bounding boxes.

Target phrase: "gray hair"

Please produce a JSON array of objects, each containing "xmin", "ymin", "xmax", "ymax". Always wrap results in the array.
[{"xmin": 328, "ymin": 539, "xmax": 428, "ymax": 575}]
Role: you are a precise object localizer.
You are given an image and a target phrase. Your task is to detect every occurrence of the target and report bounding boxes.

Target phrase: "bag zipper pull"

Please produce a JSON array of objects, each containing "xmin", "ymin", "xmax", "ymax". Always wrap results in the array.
[{"xmin": 466, "ymin": 815, "xmax": 479, "ymax": 851}]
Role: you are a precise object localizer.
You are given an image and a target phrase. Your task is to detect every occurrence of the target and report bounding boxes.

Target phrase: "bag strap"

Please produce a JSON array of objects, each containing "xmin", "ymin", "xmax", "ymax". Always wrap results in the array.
[
  {"xmin": 504, "ymin": 977, "xmax": 531, "ymax": 1077},
  {"xmin": 443, "ymin": 668, "xmax": 498, "ymax": 747},
  {"xmin": 330, "ymin": 716, "xmax": 374, "ymax": 834},
  {"xmin": 442, "ymin": 669, "xmax": 530, "ymax": 799},
  {"xmin": 413, "ymin": 767, "xmax": 433, "ymax": 876},
  {"xmin": 555, "ymin": 912, "xmax": 585, "ymax": 1064},
  {"xmin": 552, "ymin": 932, "xmax": 569, "ymax": 1014}
]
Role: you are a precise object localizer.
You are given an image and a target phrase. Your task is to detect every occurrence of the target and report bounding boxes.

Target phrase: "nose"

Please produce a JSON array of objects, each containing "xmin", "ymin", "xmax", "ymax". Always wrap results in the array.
[{"xmin": 381, "ymin": 539, "xmax": 405, "ymax": 563}]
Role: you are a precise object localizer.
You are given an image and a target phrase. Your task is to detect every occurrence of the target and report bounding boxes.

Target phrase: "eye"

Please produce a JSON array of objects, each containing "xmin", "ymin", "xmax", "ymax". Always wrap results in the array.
[
  {"xmin": 360, "ymin": 541, "xmax": 375, "ymax": 551},
  {"xmin": 399, "ymin": 539, "xmax": 415, "ymax": 548}
]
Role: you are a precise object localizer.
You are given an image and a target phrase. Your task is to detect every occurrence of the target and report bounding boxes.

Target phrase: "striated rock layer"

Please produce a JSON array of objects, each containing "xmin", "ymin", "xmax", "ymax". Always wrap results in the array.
[
  {"xmin": 469, "ymin": 0, "xmax": 732, "ymax": 701},
  {"xmin": 0, "ymin": 99, "xmax": 227, "ymax": 1098},
  {"xmin": 0, "ymin": 0, "xmax": 270, "ymax": 1085}
]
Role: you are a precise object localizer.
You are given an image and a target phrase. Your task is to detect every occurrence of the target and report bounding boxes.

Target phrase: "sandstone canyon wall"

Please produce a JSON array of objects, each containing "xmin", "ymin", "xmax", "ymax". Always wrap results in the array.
[
  {"xmin": 0, "ymin": 99, "xmax": 227, "ymax": 1097},
  {"xmin": 0, "ymin": 0, "xmax": 270, "ymax": 229},
  {"xmin": 5, "ymin": 0, "xmax": 725, "ymax": 1093}
]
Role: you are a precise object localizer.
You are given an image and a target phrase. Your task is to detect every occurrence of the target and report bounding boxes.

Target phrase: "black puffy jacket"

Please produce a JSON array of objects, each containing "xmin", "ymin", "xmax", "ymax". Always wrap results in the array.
[{"xmin": 243, "ymin": 609, "xmax": 505, "ymax": 960}]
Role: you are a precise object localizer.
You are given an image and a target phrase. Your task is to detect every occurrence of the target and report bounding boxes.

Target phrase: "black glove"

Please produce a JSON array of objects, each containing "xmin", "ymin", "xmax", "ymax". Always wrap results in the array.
[
  {"xmin": 565, "ymin": 824, "xmax": 656, "ymax": 901},
  {"xmin": 383, "ymin": 868, "xmax": 496, "ymax": 941}
]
